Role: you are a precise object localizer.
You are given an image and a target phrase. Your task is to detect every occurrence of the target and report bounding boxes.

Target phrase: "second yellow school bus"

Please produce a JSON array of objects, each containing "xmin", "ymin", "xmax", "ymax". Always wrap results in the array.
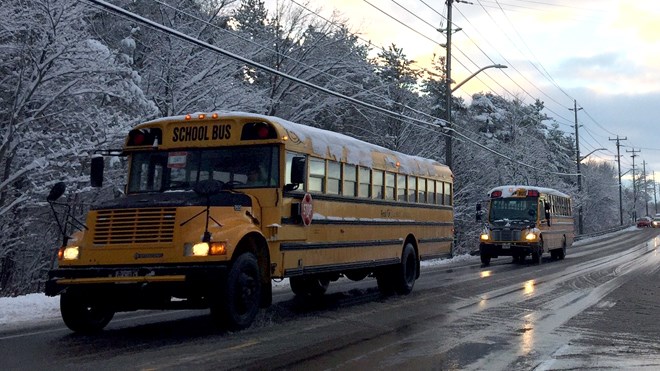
[
  {"xmin": 478, "ymin": 185, "xmax": 574, "ymax": 266},
  {"xmin": 45, "ymin": 112, "xmax": 454, "ymax": 332}
]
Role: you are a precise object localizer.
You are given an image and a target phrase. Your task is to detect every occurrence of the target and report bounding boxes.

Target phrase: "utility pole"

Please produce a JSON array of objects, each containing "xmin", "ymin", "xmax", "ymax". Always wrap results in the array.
[
  {"xmin": 643, "ymin": 160, "xmax": 648, "ymax": 216},
  {"xmin": 609, "ymin": 136, "xmax": 627, "ymax": 225},
  {"xmin": 569, "ymin": 100, "xmax": 583, "ymax": 234},
  {"xmin": 444, "ymin": 0, "xmax": 454, "ymax": 169},
  {"xmin": 627, "ymin": 148, "xmax": 641, "ymax": 221},
  {"xmin": 654, "ymin": 171, "xmax": 658, "ymax": 215}
]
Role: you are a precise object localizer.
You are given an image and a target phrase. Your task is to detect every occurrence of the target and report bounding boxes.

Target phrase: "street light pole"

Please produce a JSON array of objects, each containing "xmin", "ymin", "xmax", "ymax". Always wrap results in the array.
[
  {"xmin": 444, "ymin": 0, "xmax": 454, "ymax": 170},
  {"xmin": 569, "ymin": 100, "xmax": 583, "ymax": 234},
  {"xmin": 443, "ymin": 0, "xmax": 506, "ymax": 170},
  {"xmin": 579, "ymin": 148, "xmax": 607, "ymax": 163},
  {"xmin": 609, "ymin": 136, "xmax": 627, "ymax": 225}
]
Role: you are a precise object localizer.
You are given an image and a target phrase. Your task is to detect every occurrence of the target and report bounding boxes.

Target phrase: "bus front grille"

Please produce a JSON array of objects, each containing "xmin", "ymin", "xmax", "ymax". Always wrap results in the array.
[
  {"xmin": 93, "ymin": 208, "xmax": 176, "ymax": 245},
  {"xmin": 492, "ymin": 229, "xmax": 521, "ymax": 242}
]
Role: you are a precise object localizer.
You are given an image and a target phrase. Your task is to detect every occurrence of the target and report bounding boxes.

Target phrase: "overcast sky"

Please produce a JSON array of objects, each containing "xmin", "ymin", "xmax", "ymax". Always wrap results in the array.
[{"xmin": 271, "ymin": 0, "xmax": 659, "ymax": 180}]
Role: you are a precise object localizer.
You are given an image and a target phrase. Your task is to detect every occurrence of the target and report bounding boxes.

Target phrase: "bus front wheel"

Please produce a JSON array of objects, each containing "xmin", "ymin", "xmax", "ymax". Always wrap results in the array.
[
  {"xmin": 60, "ymin": 291, "xmax": 114, "ymax": 333},
  {"xmin": 211, "ymin": 252, "xmax": 261, "ymax": 331},
  {"xmin": 481, "ymin": 253, "xmax": 491, "ymax": 266}
]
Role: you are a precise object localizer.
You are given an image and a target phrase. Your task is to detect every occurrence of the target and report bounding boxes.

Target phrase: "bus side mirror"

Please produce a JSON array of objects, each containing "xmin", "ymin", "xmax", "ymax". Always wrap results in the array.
[
  {"xmin": 476, "ymin": 203, "xmax": 482, "ymax": 221},
  {"xmin": 290, "ymin": 157, "xmax": 306, "ymax": 185},
  {"xmin": 90, "ymin": 156, "xmax": 104, "ymax": 188}
]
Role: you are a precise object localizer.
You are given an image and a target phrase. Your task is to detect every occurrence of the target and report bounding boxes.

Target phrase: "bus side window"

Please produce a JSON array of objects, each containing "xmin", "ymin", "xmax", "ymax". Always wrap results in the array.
[
  {"xmin": 397, "ymin": 174, "xmax": 406, "ymax": 202},
  {"xmin": 385, "ymin": 172, "xmax": 395, "ymax": 200},
  {"xmin": 327, "ymin": 161, "xmax": 341, "ymax": 195},
  {"xmin": 358, "ymin": 167, "xmax": 371, "ymax": 198},
  {"xmin": 372, "ymin": 170, "xmax": 384, "ymax": 199},
  {"xmin": 343, "ymin": 164, "xmax": 357, "ymax": 197},
  {"xmin": 418, "ymin": 178, "xmax": 426, "ymax": 203},
  {"xmin": 308, "ymin": 158, "xmax": 325, "ymax": 193},
  {"xmin": 408, "ymin": 176, "xmax": 417, "ymax": 202}
]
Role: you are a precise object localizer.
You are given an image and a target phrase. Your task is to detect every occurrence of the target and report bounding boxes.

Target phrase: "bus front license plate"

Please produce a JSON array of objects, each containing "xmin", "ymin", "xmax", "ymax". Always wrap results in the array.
[
  {"xmin": 115, "ymin": 270, "xmax": 138, "ymax": 278},
  {"xmin": 502, "ymin": 244, "xmax": 511, "ymax": 250}
]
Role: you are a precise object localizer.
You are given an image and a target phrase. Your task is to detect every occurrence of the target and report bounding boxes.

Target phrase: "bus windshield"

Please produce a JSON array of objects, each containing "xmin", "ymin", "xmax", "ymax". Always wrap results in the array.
[
  {"xmin": 489, "ymin": 198, "xmax": 538, "ymax": 223},
  {"xmin": 127, "ymin": 145, "xmax": 279, "ymax": 193}
]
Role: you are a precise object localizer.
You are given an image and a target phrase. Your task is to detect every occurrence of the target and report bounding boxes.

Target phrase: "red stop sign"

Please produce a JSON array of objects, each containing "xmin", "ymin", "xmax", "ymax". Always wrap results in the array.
[{"xmin": 301, "ymin": 193, "xmax": 313, "ymax": 226}]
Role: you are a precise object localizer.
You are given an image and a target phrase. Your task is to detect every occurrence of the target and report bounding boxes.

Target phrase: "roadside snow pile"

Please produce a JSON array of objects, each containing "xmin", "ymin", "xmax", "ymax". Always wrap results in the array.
[
  {"xmin": 421, "ymin": 253, "xmax": 477, "ymax": 267},
  {"xmin": 0, "ymin": 293, "xmax": 60, "ymax": 326}
]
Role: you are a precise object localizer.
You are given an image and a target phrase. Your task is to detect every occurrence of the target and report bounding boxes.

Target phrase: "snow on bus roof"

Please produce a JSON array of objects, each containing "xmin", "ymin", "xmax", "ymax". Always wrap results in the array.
[
  {"xmin": 144, "ymin": 111, "xmax": 450, "ymax": 177},
  {"xmin": 487, "ymin": 185, "xmax": 570, "ymax": 198}
]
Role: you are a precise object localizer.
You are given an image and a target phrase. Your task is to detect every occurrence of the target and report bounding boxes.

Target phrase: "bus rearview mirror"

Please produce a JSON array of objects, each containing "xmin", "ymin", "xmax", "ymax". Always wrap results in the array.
[
  {"xmin": 90, "ymin": 156, "xmax": 104, "ymax": 187},
  {"xmin": 291, "ymin": 157, "xmax": 306, "ymax": 185}
]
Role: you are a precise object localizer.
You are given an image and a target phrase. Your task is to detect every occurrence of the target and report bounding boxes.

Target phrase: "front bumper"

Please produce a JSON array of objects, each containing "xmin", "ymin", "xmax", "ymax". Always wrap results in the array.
[
  {"xmin": 45, "ymin": 264, "xmax": 228, "ymax": 310},
  {"xmin": 480, "ymin": 242, "xmax": 540, "ymax": 258}
]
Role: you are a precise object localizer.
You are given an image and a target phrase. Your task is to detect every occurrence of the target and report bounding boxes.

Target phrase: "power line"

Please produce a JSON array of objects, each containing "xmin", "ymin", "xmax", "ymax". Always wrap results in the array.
[{"xmin": 84, "ymin": 0, "xmax": 583, "ymax": 178}]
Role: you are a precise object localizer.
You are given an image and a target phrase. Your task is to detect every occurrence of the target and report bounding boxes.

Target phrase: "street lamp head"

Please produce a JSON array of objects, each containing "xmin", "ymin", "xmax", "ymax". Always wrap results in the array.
[{"xmin": 494, "ymin": 64, "xmax": 507, "ymax": 69}]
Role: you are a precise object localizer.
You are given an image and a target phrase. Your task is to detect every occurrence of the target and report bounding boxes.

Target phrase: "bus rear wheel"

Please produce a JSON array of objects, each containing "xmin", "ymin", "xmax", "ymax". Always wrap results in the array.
[
  {"xmin": 60, "ymin": 291, "xmax": 114, "ymax": 333},
  {"xmin": 394, "ymin": 243, "xmax": 418, "ymax": 295},
  {"xmin": 211, "ymin": 252, "xmax": 261, "ymax": 331},
  {"xmin": 377, "ymin": 243, "xmax": 418, "ymax": 295}
]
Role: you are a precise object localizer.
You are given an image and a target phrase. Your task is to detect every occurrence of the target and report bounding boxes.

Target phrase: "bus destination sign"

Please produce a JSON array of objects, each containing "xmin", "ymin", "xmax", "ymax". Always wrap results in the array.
[{"xmin": 171, "ymin": 124, "xmax": 231, "ymax": 143}]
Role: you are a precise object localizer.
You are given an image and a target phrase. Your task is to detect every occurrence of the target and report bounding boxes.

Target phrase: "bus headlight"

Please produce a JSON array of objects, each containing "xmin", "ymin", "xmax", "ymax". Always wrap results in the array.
[
  {"xmin": 480, "ymin": 233, "xmax": 490, "ymax": 241},
  {"xmin": 525, "ymin": 232, "xmax": 537, "ymax": 241},
  {"xmin": 59, "ymin": 246, "xmax": 80, "ymax": 260},
  {"xmin": 185, "ymin": 241, "xmax": 227, "ymax": 256}
]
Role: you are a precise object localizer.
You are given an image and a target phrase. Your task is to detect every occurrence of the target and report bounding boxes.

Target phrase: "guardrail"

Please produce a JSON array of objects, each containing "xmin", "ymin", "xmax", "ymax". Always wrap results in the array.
[{"xmin": 575, "ymin": 224, "xmax": 633, "ymax": 241}]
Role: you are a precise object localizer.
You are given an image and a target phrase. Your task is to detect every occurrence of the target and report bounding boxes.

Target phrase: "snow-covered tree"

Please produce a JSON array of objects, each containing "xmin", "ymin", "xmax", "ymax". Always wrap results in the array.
[{"xmin": 0, "ymin": 0, "xmax": 156, "ymax": 294}]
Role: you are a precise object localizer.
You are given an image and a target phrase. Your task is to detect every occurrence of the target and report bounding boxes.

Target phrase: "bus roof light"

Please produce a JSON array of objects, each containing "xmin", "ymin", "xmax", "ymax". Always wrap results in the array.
[
  {"xmin": 527, "ymin": 190, "xmax": 539, "ymax": 197},
  {"xmin": 241, "ymin": 122, "xmax": 277, "ymax": 140},
  {"xmin": 127, "ymin": 128, "xmax": 162, "ymax": 147},
  {"xmin": 491, "ymin": 190, "xmax": 502, "ymax": 198}
]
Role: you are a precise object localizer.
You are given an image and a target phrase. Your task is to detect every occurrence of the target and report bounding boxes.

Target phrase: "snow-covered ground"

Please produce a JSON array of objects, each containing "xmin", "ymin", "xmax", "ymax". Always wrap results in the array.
[{"xmin": 0, "ymin": 253, "xmax": 478, "ymax": 328}]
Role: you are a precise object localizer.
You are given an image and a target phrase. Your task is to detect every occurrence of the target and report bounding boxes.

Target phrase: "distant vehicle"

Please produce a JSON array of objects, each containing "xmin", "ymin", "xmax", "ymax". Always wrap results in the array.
[
  {"xmin": 477, "ymin": 185, "xmax": 575, "ymax": 266},
  {"xmin": 652, "ymin": 216, "xmax": 660, "ymax": 228},
  {"xmin": 637, "ymin": 217, "xmax": 653, "ymax": 228}
]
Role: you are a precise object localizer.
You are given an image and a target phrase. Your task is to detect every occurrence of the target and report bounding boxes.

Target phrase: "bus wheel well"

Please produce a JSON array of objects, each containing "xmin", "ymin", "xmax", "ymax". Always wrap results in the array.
[
  {"xmin": 234, "ymin": 232, "xmax": 272, "ymax": 307},
  {"xmin": 404, "ymin": 234, "xmax": 420, "ymax": 279}
]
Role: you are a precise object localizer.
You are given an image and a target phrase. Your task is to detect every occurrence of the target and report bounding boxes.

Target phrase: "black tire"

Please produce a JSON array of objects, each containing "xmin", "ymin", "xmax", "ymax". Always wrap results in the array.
[
  {"xmin": 557, "ymin": 237, "xmax": 567, "ymax": 260},
  {"xmin": 212, "ymin": 252, "xmax": 261, "ymax": 331},
  {"xmin": 307, "ymin": 277, "xmax": 330, "ymax": 296},
  {"xmin": 60, "ymin": 292, "xmax": 114, "ymax": 333},
  {"xmin": 393, "ymin": 243, "xmax": 418, "ymax": 295},
  {"xmin": 345, "ymin": 270, "xmax": 369, "ymax": 282},
  {"xmin": 289, "ymin": 276, "xmax": 307, "ymax": 296},
  {"xmin": 512, "ymin": 255, "xmax": 520, "ymax": 263},
  {"xmin": 532, "ymin": 239, "xmax": 543, "ymax": 265},
  {"xmin": 290, "ymin": 276, "xmax": 329, "ymax": 296},
  {"xmin": 376, "ymin": 269, "xmax": 395, "ymax": 295},
  {"xmin": 481, "ymin": 253, "xmax": 491, "ymax": 266}
]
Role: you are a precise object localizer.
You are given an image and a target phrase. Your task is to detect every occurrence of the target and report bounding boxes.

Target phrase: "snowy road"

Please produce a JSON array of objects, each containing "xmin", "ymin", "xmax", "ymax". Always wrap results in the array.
[{"xmin": 2, "ymin": 228, "xmax": 660, "ymax": 370}]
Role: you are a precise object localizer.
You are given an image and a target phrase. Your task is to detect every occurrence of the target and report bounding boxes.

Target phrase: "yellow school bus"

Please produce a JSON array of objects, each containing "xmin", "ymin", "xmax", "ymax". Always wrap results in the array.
[
  {"xmin": 477, "ymin": 185, "xmax": 574, "ymax": 266},
  {"xmin": 45, "ymin": 112, "xmax": 454, "ymax": 332}
]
